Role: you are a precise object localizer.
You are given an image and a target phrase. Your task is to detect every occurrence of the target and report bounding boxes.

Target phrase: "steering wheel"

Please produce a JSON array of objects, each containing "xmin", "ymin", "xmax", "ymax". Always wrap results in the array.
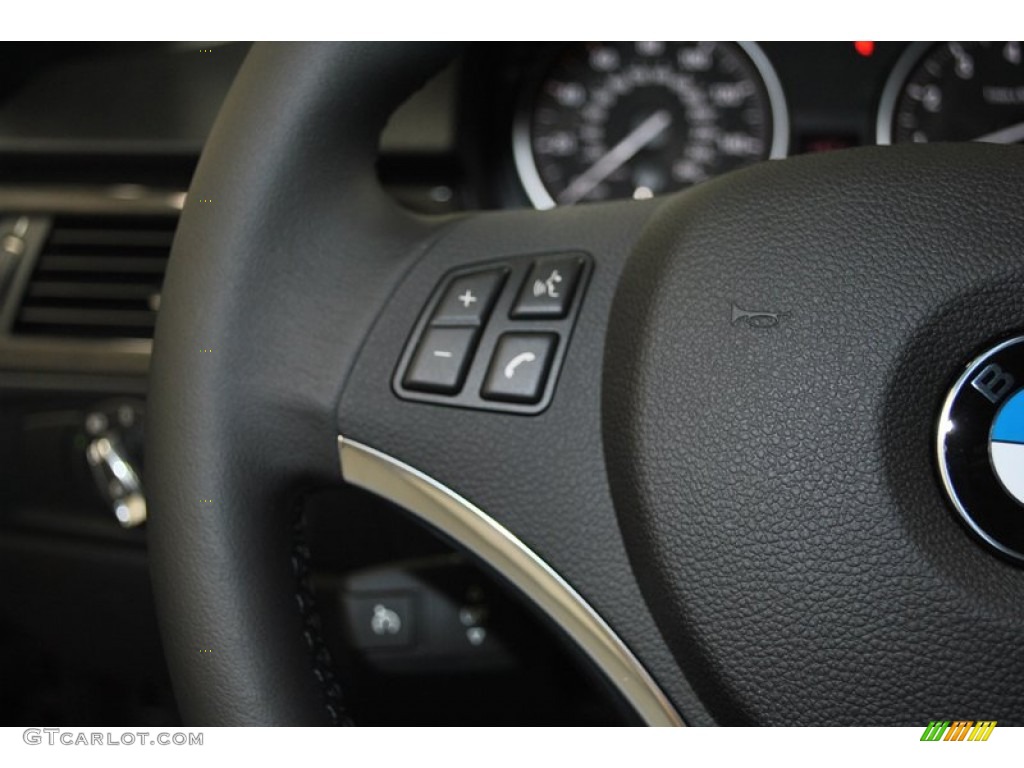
[{"xmin": 147, "ymin": 42, "xmax": 1024, "ymax": 725}]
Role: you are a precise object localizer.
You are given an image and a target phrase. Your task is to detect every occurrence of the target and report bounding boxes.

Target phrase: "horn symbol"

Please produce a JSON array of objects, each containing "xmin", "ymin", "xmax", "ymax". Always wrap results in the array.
[{"xmin": 731, "ymin": 303, "xmax": 781, "ymax": 328}]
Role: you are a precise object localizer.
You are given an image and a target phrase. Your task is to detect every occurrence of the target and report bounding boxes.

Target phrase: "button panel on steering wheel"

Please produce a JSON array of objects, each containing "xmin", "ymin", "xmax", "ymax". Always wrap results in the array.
[{"xmin": 394, "ymin": 253, "xmax": 590, "ymax": 414}]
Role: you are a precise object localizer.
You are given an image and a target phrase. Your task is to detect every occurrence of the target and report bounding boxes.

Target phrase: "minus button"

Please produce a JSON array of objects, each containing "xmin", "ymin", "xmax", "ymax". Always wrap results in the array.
[{"xmin": 403, "ymin": 327, "xmax": 478, "ymax": 395}]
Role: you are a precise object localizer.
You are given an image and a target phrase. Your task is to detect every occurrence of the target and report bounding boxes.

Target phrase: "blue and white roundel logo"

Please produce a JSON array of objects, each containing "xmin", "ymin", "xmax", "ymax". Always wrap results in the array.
[
  {"xmin": 991, "ymin": 389, "xmax": 1024, "ymax": 506},
  {"xmin": 938, "ymin": 335, "xmax": 1024, "ymax": 565}
]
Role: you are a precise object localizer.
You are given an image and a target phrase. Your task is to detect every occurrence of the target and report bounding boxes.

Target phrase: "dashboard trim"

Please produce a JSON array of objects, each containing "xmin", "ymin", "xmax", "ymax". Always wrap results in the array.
[
  {"xmin": 0, "ymin": 336, "xmax": 151, "ymax": 377},
  {"xmin": 337, "ymin": 435, "xmax": 685, "ymax": 727},
  {"xmin": 0, "ymin": 185, "xmax": 186, "ymax": 216}
]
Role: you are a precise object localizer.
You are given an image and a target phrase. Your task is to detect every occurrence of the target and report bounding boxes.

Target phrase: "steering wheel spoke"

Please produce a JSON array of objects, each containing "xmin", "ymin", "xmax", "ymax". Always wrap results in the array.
[{"xmin": 335, "ymin": 201, "xmax": 695, "ymax": 724}]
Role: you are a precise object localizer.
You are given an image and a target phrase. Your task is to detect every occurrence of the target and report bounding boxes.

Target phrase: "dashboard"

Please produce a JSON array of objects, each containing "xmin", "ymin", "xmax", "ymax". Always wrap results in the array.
[
  {"xmin": 0, "ymin": 42, "xmax": 1021, "ymax": 216},
  {"xmin": 0, "ymin": 41, "xmax": 1021, "ymax": 727},
  {"xmin": 410, "ymin": 42, "xmax": 1024, "ymax": 212}
]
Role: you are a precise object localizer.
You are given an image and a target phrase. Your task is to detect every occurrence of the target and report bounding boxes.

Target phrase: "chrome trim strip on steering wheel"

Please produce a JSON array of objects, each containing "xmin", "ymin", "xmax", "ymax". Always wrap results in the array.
[{"xmin": 338, "ymin": 436, "xmax": 684, "ymax": 727}]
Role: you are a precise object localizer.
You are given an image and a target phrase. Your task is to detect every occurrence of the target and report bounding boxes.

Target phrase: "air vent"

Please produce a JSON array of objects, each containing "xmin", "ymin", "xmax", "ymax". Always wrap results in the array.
[{"xmin": 14, "ymin": 214, "xmax": 176, "ymax": 339}]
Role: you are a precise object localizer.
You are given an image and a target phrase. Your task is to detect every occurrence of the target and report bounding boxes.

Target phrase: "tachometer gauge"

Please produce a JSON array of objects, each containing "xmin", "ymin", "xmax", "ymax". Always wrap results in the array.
[
  {"xmin": 513, "ymin": 42, "xmax": 788, "ymax": 209},
  {"xmin": 877, "ymin": 42, "xmax": 1024, "ymax": 144}
]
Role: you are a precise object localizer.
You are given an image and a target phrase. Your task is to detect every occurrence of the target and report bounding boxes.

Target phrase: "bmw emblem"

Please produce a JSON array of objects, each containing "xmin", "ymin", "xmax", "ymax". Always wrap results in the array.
[{"xmin": 938, "ymin": 336, "xmax": 1024, "ymax": 564}]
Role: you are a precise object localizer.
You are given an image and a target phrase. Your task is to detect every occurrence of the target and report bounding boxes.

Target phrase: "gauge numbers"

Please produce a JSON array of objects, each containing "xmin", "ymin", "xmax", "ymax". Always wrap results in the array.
[
  {"xmin": 878, "ymin": 42, "xmax": 1024, "ymax": 144},
  {"xmin": 513, "ymin": 42, "xmax": 788, "ymax": 209}
]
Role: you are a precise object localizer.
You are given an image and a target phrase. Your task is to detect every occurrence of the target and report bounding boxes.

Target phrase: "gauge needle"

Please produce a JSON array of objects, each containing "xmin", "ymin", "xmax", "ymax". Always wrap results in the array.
[
  {"xmin": 557, "ymin": 109, "xmax": 673, "ymax": 206},
  {"xmin": 973, "ymin": 121, "xmax": 1024, "ymax": 144}
]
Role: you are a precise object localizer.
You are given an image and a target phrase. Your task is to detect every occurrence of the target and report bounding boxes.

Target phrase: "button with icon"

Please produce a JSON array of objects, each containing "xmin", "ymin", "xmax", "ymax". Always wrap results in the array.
[
  {"xmin": 431, "ymin": 268, "xmax": 506, "ymax": 326},
  {"xmin": 348, "ymin": 593, "xmax": 415, "ymax": 649},
  {"xmin": 402, "ymin": 327, "xmax": 478, "ymax": 394},
  {"xmin": 511, "ymin": 255, "xmax": 583, "ymax": 319},
  {"xmin": 482, "ymin": 333, "xmax": 558, "ymax": 403}
]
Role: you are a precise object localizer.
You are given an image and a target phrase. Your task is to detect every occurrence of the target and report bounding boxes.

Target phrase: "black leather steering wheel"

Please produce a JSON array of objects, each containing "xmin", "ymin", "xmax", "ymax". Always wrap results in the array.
[{"xmin": 147, "ymin": 42, "xmax": 1024, "ymax": 726}]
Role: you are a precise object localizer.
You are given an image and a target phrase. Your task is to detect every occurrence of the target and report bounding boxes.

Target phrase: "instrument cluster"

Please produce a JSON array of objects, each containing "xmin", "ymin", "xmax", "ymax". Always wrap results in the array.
[{"xmin": 461, "ymin": 42, "xmax": 1024, "ymax": 210}]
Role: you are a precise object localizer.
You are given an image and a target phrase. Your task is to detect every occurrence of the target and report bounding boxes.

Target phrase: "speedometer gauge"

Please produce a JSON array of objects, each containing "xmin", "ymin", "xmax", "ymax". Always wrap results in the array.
[
  {"xmin": 877, "ymin": 42, "xmax": 1024, "ymax": 144},
  {"xmin": 513, "ymin": 42, "xmax": 789, "ymax": 209}
]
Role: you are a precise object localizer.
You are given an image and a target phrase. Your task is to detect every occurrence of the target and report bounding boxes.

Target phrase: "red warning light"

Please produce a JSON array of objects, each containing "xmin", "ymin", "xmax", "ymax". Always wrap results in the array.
[{"xmin": 854, "ymin": 41, "xmax": 875, "ymax": 58}]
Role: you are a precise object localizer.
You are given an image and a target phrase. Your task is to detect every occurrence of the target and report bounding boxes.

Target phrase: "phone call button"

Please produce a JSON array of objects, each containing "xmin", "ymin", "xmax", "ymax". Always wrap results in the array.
[{"xmin": 481, "ymin": 333, "xmax": 558, "ymax": 404}]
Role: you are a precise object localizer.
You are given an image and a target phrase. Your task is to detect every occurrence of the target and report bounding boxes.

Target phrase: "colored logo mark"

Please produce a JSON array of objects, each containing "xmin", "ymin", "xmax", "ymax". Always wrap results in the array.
[
  {"xmin": 991, "ymin": 389, "xmax": 1024, "ymax": 505},
  {"xmin": 938, "ymin": 336, "xmax": 1024, "ymax": 562},
  {"xmin": 920, "ymin": 720, "xmax": 996, "ymax": 742}
]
